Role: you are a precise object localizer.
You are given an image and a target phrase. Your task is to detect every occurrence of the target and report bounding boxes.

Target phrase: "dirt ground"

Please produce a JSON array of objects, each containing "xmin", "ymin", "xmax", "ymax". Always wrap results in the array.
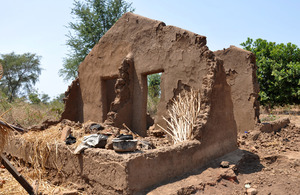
[
  {"xmin": 1, "ymin": 114, "xmax": 299, "ymax": 194},
  {"xmin": 147, "ymin": 114, "xmax": 300, "ymax": 195}
]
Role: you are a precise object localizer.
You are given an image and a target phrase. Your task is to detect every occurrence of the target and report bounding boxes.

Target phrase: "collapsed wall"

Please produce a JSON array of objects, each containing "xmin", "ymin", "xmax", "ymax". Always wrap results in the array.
[
  {"xmin": 5, "ymin": 135, "xmax": 232, "ymax": 194},
  {"xmin": 62, "ymin": 12, "xmax": 237, "ymax": 142},
  {"xmin": 214, "ymin": 46, "xmax": 260, "ymax": 132}
]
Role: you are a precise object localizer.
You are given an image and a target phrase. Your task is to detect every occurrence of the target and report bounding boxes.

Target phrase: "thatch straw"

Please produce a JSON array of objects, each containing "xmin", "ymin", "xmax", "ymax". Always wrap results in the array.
[
  {"xmin": 158, "ymin": 89, "xmax": 201, "ymax": 144},
  {"xmin": 0, "ymin": 124, "xmax": 87, "ymax": 194},
  {"xmin": 19, "ymin": 124, "xmax": 86, "ymax": 179},
  {"xmin": 20, "ymin": 126, "xmax": 62, "ymax": 180}
]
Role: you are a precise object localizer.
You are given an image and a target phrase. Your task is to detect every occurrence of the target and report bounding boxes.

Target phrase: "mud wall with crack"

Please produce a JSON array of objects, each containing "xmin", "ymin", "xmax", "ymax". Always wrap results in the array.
[
  {"xmin": 62, "ymin": 12, "xmax": 238, "ymax": 140},
  {"xmin": 214, "ymin": 46, "xmax": 260, "ymax": 132},
  {"xmin": 61, "ymin": 78, "xmax": 83, "ymax": 122}
]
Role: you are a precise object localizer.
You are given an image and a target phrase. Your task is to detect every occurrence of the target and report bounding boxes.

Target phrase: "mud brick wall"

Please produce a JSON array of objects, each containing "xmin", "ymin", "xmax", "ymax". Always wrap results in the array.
[{"xmin": 215, "ymin": 46, "xmax": 260, "ymax": 132}]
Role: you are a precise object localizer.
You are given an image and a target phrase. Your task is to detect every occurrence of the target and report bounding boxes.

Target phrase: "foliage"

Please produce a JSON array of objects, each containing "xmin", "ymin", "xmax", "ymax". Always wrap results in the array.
[
  {"xmin": 158, "ymin": 89, "xmax": 201, "ymax": 144},
  {"xmin": 147, "ymin": 73, "xmax": 161, "ymax": 116},
  {"xmin": 28, "ymin": 92, "xmax": 51, "ymax": 105},
  {"xmin": 0, "ymin": 52, "xmax": 42, "ymax": 102},
  {"xmin": 241, "ymin": 38, "xmax": 300, "ymax": 107},
  {"xmin": 29, "ymin": 93, "xmax": 41, "ymax": 104},
  {"xmin": 59, "ymin": 0, "xmax": 135, "ymax": 81},
  {"xmin": 148, "ymin": 73, "xmax": 161, "ymax": 98},
  {"xmin": 41, "ymin": 93, "xmax": 50, "ymax": 104}
]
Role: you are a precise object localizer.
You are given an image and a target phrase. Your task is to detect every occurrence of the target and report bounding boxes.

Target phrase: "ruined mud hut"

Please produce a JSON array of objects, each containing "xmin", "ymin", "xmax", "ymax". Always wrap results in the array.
[
  {"xmin": 4, "ymin": 13, "xmax": 260, "ymax": 194},
  {"xmin": 62, "ymin": 12, "xmax": 258, "ymax": 136}
]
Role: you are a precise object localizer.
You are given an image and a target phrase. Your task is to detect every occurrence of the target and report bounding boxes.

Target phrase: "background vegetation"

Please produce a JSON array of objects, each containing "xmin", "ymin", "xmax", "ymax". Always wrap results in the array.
[
  {"xmin": 0, "ymin": 93, "xmax": 64, "ymax": 128},
  {"xmin": 147, "ymin": 73, "xmax": 161, "ymax": 116},
  {"xmin": 0, "ymin": 52, "xmax": 42, "ymax": 102},
  {"xmin": 0, "ymin": 0, "xmax": 134, "ymax": 127},
  {"xmin": 241, "ymin": 38, "xmax": 300, "ymax": 108}
]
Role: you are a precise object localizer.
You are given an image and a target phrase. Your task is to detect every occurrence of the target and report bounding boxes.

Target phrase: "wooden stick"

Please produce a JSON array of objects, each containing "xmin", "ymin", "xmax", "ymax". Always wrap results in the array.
[
  {"xmin": 0, "ymin": 119, "xmax": 27, "ymax": 133},
  {"xmin": 0, "ymin": 107, "xmax": 12, "ymax": 118},
  {"xmin": 122, "ymin": 123, "xmax": 140, "ymax": 137}
]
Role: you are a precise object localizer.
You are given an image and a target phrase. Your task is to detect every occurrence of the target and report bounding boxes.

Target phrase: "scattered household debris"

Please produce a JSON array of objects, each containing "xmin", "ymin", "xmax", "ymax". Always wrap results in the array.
[
  {"xmin": 65, "ymin": 134, "xmax": 76, "ymax": 145},
  {"xmin": 74, "ymin": 134, "xmax": 108, "ymax": 154},
  {"xmin": 137, "ymin": 140, "xmax": 155, "ymax": 150},
  {"xmin": 220, "ymin": 161, "xmax": 230, "ymax": 168},
  {"xmin": 84, "ymin": 122, "xmax": 104, "ymax": 134},
  {"xmin": 112, "ymin": 134, "xmax": 137, "ymax": 152}
]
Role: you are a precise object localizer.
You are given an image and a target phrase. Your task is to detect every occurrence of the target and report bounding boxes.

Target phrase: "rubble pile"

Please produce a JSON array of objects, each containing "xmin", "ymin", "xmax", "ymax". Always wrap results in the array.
[
  {"xmin": 31, "ymin": 119, "xmax": 171, "ymax": 154},
  {"xmin": 239, "ymin": 118, "xmax": 300, "ymax": 155}
]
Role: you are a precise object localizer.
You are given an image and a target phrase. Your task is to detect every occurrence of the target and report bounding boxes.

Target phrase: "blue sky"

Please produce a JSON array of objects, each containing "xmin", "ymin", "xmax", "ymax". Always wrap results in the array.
[{"xmin": 0, "ymin": 0, "xmax": 299, "ymax": 98}]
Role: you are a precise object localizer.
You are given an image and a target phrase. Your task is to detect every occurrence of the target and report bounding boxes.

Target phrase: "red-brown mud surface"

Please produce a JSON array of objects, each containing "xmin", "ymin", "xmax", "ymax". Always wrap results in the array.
[{"xmin": 147, "ymin": 115, "xmax": 300, "ymax": 195}]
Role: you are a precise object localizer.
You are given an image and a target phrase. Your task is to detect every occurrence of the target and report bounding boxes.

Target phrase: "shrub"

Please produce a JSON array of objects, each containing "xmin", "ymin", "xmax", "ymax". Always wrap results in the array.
[{"xmin": 159, "ymin": 89, "xmax": 201, "ymax": 144}]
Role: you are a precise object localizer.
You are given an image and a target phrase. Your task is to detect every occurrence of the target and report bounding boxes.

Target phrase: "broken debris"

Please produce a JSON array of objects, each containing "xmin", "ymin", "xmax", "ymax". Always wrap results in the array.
[
  {"xmin": 112, "ymin": 134, "xmax": 137, "ymax": 152},
  {"xmin": 74, "ymin": 134, "xmax": 108, "ymax": 154},
  {"xmin": 65, "ymin": 134, "xmax": 76, "ymax": 145}
]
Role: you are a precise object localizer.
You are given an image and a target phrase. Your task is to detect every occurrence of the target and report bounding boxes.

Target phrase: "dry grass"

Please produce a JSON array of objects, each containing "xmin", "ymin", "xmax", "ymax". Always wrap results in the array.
[
  {"xmin": 260, "ymin": 104, "xmax": 300, "ymax": 115},
  {"xmin": 0, "ymin": 164, "xmax": 87, "ymax": 195},
  {"xmin": 17, "ymin": 124, "xmax": 86, "ymax": 179},
  {"xmin": 0, "ymin": 123, "xmax": 88, "ymax": 194},
  {"xmin": 0, "ymin": 99, "xmax": 62, "ymax": 128},
  {"xmin": 159, "ymin": 89, "xmax": 201, "ymax": 144}
]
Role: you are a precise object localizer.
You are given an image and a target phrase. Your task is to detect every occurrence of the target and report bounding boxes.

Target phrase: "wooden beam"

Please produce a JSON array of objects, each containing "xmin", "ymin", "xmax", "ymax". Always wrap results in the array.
[{"xmin": 1, "ymin": 154, "xmax": 34, "ymax": 195}]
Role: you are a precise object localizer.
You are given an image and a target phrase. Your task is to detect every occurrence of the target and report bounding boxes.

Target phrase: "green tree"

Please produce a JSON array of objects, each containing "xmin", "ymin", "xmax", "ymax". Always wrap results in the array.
[
  {"xmin": 27, "ymin": 90, "xmax": 50, "ymax": 104},
  {"xmin": 148, "ymin": 73, "xmax": 161, "ymax": 99},
  {"xmin": 41, "ymin": 93, "xmax": 50, "ymax": 104},
  {"xmin": 49, "ymin": 93, "xmax": 65, "ymax": 115},
  {"xmin": 59, "ymin": 0, "xmax": 134, "ymax": 81},
  {"xmin": 28, "ymin": 92, "xmax": 41, "ymax": 104},
  {"xmin": 0, "ymin": 52, "xmax": 42, "ymax": 102},
  {"xmin": 147, "ymin": 73, "xmax": 161, "ymax": 116},
  {"xmin": 241, "ymin": 38, "xmax": 300, "ymax": 107}
]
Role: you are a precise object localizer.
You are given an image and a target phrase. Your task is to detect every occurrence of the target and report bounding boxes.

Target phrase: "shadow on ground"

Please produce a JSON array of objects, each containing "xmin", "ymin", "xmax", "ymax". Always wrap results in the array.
[{"xmin": 144, "ymin": 149, "xmax": 264, "ymax": 194}]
